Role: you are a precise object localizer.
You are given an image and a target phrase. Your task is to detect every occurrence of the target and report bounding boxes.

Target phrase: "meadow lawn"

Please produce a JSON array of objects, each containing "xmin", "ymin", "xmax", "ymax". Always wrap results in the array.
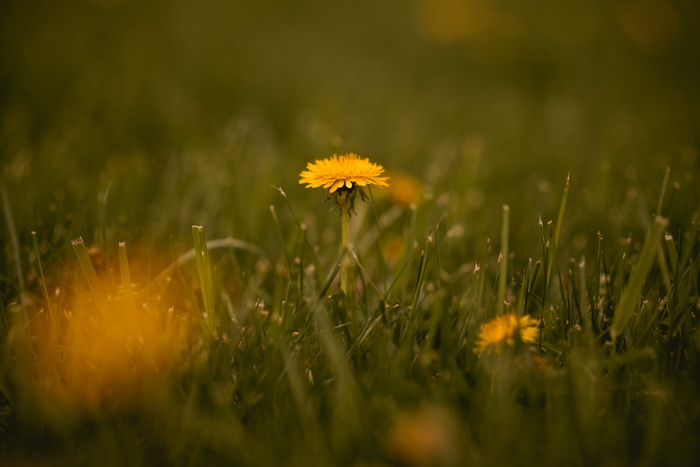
[{"xmin": 1, "ymin": 1, "xmax": 700, "ymax": 466}]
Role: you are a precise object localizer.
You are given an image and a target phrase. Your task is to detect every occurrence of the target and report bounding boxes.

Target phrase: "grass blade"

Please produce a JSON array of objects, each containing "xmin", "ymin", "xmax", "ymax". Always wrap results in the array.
[
  {"xmin": 496, "ymin": 204, "xmax": 510, "ymax": 315},
  {"xmin": 655, "ymin": 166, "xmax": 670, "ymax": 216},
  {"xmin": 31, "ymin": 231, "xmax": 53, "ymax": 316},
  {"xmin": 192, "ymin": 225, "xmax": 216, "ymax": 335},
  {"xmin": 1, "ymin": 183, "xmax": 28, "ymax": 316},
  {"xmin": 610, "ymin": 215, "xmax": 669, "ymax": 340},
  {"xmin": 665, "ymin": 233, "xmax": 678, "ymax": 269},
  {"xmin": 269, "ymin": 204, "xmax": 293, "ymax": 274},
  {"xmin": 553, "ymin": 173, "xmax": 570, "ymax": 247},
  {"xmin": 148, "ymin": 236, "xmax": 265, "ymax": 290},
  {"xmin": 72, "ymin": 237, "xmax": 110, "ymax": 315},
  {"xmin": 118, "ymin": 241, "xmax": 136, "ymax": 311},
  {"xmin": 401, "ymin": 235, "xmax": 431, "ymax": 343}
]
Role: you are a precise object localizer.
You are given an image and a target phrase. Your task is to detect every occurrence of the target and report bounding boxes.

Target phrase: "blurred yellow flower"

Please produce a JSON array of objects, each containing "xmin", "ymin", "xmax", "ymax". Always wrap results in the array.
[
  {"xmin": 413, "ymin": 0, "xmax": 497, "ymax": 43},
  {"xmin": 619, "ymin": 0, "xmax": 681, "ymax": 53},
  {"xmin": 299, "ymin": 153, "xmax": 389, "ymax": 193},
  {"xmin": 474, "ymin": 313, "xmax": 539, "ymax": 354},
  {"xmin": 383, "ymin": 234, "xmax": 406, "ymax": 264},
  {"xmin": 387, "ymin": 173, "xmax": 421, "ymax": 206},
  {"xmin": 18, "ymin": 258, "xmax": 192, "ymax": 419},
  {"xmin": 388, "ymin": 405, "xmax": 463, "ymax": 467}
]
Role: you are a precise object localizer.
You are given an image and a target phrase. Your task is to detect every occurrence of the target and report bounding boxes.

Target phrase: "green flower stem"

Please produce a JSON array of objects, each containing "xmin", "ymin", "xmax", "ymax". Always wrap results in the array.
[{"xmin": 341, "ymin": 198, "xmax": 352, "ymax": 298}]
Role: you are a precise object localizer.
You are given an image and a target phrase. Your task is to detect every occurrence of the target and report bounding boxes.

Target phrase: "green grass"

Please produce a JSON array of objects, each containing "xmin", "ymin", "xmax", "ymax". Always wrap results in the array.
[{"xmin": 1, "ymin": 0, "xmax": 700, "ymax": 466}]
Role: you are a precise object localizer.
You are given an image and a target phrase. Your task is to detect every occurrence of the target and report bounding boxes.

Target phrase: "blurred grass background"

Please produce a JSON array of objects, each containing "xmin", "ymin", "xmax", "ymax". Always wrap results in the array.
[
  {"xmin": 2, "ymin": 0, "xmax": 699, "ymax": 252},
  {"xmin": 1, "ymin": 0, "xmax": 700, "ymax": 465}
]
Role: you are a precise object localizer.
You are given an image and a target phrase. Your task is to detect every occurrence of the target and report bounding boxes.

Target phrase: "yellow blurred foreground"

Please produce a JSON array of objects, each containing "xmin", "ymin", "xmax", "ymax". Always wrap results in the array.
[{"xmin": 6, "ymin": 253, "xmax": 193, "ymax": 425}]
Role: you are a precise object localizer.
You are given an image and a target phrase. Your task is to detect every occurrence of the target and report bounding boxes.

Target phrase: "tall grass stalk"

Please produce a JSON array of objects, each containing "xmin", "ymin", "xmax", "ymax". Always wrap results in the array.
[
  {"xmin": 71, "ymin": 236, "xmax": 110, "ymax": 315},
  {"xmin": 31, "ymin": 231, "xmax": 52, "ymax": 316},
  {"xmin": 1, "ymin": 183, "xmax": 28, "ymax": 317},
  {"xmin": 402, "ymin": 243, "xmax": 428, "ymax": 344},
  {"xmin": 655, "ymin": 168, "xmax": 673, "ymax": 293},
  {"xmin": 192, "ymin": 225, "xmax": 216, "ymax": 337},
  {"xmin": 118, "ymin": 241, "xmax": 136, "ymax": 311},
  {"xmin": 269, "ymin": 204, "xmax": 293, "ymax": 274},
  {"xmin": 340, "ymin": 195, "xmax": 352, "ymax": 298},
  {"xmin": 610, "ymin": 215, "xmax": 669, "ymax": 340},
  {"xmin": 496, "ymin": 204, "xmax": 510, "ymax": 315}
]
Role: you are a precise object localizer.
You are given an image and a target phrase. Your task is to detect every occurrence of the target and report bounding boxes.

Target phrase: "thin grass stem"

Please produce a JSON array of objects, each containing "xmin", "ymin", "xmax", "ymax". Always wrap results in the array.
[
  {"xmin": 71, "ymin": 237, "xmax": 110, "ymax": 315},
  {"xmin": 192, "ymin": 225, "xmax": 216, "ymax": 336},
  {"xmin": 341, "ymin": 198, "xmax": 351, "ymax": 298},
  {"xmin": 1, "ymin": 183, "xmax": 28, "ymax": 317},
  {"xmin": 496, "ymin": 205, "xmax": 510, "ymax": 315},
  {"xmin": 610, "ymin": 215, "xmax": 669, "ymax": 340},
  {"xmin": 270, "ymin": 204, "xmax": 293, "ymax": 275},
  {"xmin": 118, "ymin": 241, "xmax": 136, "ymax": 311},
  {"xmin": 31, "ymin": 231, "xmax": 53, "ymax": 316}
]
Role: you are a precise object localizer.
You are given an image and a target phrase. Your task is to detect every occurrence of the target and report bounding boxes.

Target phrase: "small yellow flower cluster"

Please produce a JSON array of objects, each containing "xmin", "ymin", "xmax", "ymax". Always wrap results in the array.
[{"xmin": 474, "ymin": 313, "xmax": 539, "ymax": 354}]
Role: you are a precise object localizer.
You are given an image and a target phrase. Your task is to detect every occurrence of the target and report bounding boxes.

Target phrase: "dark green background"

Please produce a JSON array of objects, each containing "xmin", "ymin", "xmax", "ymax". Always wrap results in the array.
[{"xmin": 2, "ymin": 0, "xmax": 699, "ymax": 256}]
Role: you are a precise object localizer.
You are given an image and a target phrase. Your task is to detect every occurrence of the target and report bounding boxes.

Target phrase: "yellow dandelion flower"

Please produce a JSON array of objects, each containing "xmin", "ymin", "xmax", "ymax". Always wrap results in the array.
[
  {"xmin": 299, "ymin": 153, "xmax": 389, "ymax": 193},
  {"xmin": 473, "ymin": 313, "xmax": 539, "ymax": 354},
  {"xmin": 299, "ymin": 152, "xmax": 389, "ymax": 298}
]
